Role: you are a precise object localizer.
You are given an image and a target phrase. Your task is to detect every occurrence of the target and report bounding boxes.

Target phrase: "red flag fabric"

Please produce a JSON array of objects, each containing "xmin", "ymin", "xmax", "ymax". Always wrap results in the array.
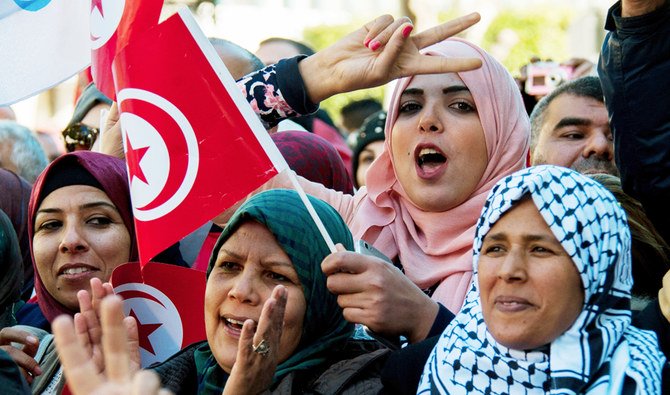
[
  {"xmin": 111, "ymin": 262, "xmax": 206, "ymax": 367},
  {"xmin": 90, "ymin": 0, "xmax": 163, "ymax": 100},
  {"xmin": 112, "ymin": 9, "xmax": 288, "ymax": 264}
]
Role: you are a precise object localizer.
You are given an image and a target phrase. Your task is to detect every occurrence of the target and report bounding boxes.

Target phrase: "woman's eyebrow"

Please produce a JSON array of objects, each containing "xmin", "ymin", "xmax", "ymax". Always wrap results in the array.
[
  {"xmin": 35, "ymin": 201, "xmax": 118, "ymax": 215},
  {"xmin": 401, "ymin": 87, "xmax": 423, "ymax": 96},
  {"xmin": 219, "ymin": 248, "xmax": 243, "ymax": 260},
  {"xmin": 483, "ymin": 232, "xmax": 559, "ymax": 243},
  {"xmin": 522, "ymin": 234, "xmax": 560, "ymax": 244},
  {"xmin": 401, "ymin": 85, "xmax": 470, "ymax": 97},
  {"xmin": 35, "ymin": 207, "xmax": 62, "ymax": 215},
  {"xmin": 81, "ymin": 201, "xmax": 119, "ymax": 212},
  {"xmin": 263, "ymin": 260, "xmax": 294, "ymax": 270},
  {"xmin": 443, "ymin": 85, "xmax": 469, "ymax": 94},
  {"xmin": 483, "ymin": 232, "xmax": 506, "ymax": 242}
]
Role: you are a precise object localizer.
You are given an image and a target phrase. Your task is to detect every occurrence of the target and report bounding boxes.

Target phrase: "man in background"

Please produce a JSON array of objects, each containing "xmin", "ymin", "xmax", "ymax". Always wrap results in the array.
[
  {"xmin": 529, "ymin": 76, "xmax": 618, "ymax": 176},
  {"xmin": 0, "ymin": 121, "xmax": 48, "ymax": 183}
]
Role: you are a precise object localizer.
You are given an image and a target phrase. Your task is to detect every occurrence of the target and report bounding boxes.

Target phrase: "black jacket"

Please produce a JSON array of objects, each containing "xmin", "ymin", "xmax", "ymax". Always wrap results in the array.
[
  {"xmin": 598, "ymin": 0, "xmax": 670, "ymax": 244},
  {"xmin": 152, "ymin": 340, "xmax": 390, "ymax": 395}
]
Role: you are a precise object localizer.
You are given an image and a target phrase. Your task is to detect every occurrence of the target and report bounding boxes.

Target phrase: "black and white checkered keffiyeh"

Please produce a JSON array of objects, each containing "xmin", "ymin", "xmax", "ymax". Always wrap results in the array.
[{"xmin": 418, "ymin": 166, "xmax": 665, "ymax": 394}]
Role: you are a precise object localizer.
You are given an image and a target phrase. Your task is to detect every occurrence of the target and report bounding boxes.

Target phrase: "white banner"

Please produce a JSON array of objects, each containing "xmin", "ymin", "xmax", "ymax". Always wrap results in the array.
[{"xmin": 0, "ymin": 0, "xmax": 90, "ymax": 105}]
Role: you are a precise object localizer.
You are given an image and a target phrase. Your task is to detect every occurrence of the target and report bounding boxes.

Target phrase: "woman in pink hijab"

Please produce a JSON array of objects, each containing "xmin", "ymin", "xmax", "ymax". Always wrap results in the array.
[
  {"xmin": 358, "ymin": 38, "xmax": 528, "ymax": 308},
  {"xmin": 292, "ymin": 37, "xmax": 529, "ymax": 344}
]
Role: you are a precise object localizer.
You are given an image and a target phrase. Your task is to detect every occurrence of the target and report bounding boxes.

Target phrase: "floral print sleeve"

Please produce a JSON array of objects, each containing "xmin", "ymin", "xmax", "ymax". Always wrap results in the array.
[{"xmin": 236, "ymin": 56, "xmax": 319, "ymax": 129}]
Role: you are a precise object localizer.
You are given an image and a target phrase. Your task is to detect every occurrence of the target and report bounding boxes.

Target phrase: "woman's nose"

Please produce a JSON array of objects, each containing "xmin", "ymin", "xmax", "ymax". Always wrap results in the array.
[
  {"xmin": 228, "ymin": 271, "xmax": 261, "ymax": 305},
  {"xmin": 58, "ymin": 223, "xmax": 89, "ymax": 254},
  {"xmin": 497, "ymin": 251, "xmax": 527, "ymax": 282},
  {"xmin": 418, "ymin": 105, "xmax": 443, "ymax": 133}
]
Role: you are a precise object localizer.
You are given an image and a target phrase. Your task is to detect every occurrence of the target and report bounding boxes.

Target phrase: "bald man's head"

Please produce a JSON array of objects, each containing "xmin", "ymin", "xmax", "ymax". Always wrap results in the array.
[
  {"xmin": 208, "ymin": 38, "xmax": 265, "ymax": 80},
  {"xmin": 0, "ymin": 106, "xmax": 16, "ymax": 121}
]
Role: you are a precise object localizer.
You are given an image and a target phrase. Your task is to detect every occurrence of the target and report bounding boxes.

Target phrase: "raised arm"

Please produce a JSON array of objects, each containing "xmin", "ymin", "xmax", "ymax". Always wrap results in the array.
[
  {"xmin": 237, "ymin": 13, "xmax": 482, "ymax": 129},
  {"xmin": 100, "ymin": 13, "xmax": 482, "ymax": 157},
  {"xmin": 598, "ymin": 0, "xmax": 670, "ymax": 243},
  {"xmin": 297, "ymin": 13, "xmax": 482, "ymax": 104}
]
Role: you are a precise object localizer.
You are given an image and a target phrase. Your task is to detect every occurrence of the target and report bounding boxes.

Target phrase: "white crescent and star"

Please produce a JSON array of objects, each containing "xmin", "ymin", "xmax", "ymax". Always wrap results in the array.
[
  {"xmin": 117, "ymin": 88, "xmax": 200, "ymax": 222},
  {"xmin": 90, "ymin": 0, "xmax": 126, "ymax": 49},
  {"xmin": 114, "ymin": 283, "xmax": 184, "ymax": 367}
]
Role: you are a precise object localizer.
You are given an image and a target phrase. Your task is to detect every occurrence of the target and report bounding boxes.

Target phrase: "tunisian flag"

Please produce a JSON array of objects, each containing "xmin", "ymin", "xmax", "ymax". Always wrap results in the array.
[
  {"xmin": 90, "ymin": 0, "xmax": 163, "ymax": 100},
  {"xmin": 111, "ymin": 262, "xmax": 206, "ymax": 367},
  {"xmin": 113, "ymin": 9, "xmax": 288, "ymax": 264}
]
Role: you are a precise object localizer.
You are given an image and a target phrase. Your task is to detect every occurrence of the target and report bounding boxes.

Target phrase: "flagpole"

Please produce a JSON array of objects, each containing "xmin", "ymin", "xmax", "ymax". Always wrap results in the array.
[
  {"xmin": 286, "ymin": 170, "xmax": 337, "ymax": 253},
  {"xmin": 97, "ymin": 107, "xmax": 109, "ymax": 153}
]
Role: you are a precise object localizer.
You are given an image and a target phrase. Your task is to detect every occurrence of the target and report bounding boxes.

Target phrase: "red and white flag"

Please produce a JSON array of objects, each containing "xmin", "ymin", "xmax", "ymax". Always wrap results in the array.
[
  {"xmin": 90, "ymin": 0, "xmax": 163, "ymax": 100},
  {"xmin": 0, "ymin": 0, "xmax": 89, "ymax": 105},
  {"xmin": 111, "ymin": 262, "xmax": 206, "ymax": 367},
  {"xmin": 113, "ymin": 9, "xmax": 288, "ymax": 264}
]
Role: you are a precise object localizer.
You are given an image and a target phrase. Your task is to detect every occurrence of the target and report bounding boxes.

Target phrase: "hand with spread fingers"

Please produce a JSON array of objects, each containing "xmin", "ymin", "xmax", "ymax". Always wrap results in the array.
[
  {"xmin": 99, "ymin": 13, "xmax": 481, "ymax": 168},
  {"xmin": 298, "ymin": 12, "xmax": 482, "ymax": 103},
  {"xmin": 223, "ymin": 285, "xmax": 288, "ymax": 395},
  {"xmin": 74, "ymin": 278, "xmax": 141, "ymax": 376},
  {"xmin": 53, "ymin": 295, "xmax": 170, "ymax": 395}
]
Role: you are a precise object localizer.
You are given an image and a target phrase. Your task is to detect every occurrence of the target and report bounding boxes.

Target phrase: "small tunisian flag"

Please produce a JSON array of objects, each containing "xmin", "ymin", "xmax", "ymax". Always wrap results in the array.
[
  {"xmin": 0, "ymin": 0, "xmax": 89, "ymax": 105},
  {"xmin": 113, "ymin": 9, "xmax": 288, "ymax": 264},
  {"xmin": 90, "ymin": 0, "xmax": 163, "ymax": 100},
  {"xmin": 111, "ymin": 262, "xmax": 206, "ymax": 367}
]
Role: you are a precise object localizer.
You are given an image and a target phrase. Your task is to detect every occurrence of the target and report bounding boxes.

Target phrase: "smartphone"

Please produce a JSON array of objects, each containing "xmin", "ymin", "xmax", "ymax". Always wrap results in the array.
[
  {"xmin": 353, "ymin": 240, "xmax": 401, "ymax": 349},
  {"xmin": 362, "ymin": 325, "xmax": 402, "ymax": 350},
  {"xmin": 354, "ymin": 239, "xmax": 392, "ymax": 264}
]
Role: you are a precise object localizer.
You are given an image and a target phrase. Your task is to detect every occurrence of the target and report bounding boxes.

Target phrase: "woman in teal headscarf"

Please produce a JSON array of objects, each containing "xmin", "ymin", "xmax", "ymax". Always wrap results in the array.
[
  {"xmin": 150, "ymin": 189, "xmax": 388, "ymax": 394},
  {"xmin": 51, "ymin": 189, "xmax": 389, "ymax": 394}
]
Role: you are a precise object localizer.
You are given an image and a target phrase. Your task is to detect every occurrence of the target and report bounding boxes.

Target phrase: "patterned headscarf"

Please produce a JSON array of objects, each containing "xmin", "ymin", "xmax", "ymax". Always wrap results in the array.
[
  {"xmin": 195, "ymin": 189, "xmax": 355, "ymax": 394},
  {"xmin": 418, "ymin": 166, "xmax": 665, "ymax": 394},
  {"xmin": 352, "ymin": 38, "xmax": 529, "ymax": 312},
  {"xmin": 28, "ymin": 151, "xmax": 137, "ymax": 322}
]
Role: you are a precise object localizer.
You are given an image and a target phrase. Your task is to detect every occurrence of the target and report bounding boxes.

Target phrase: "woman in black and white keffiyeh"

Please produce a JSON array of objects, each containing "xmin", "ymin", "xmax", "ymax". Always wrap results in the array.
[{"xmin": 417, "ymin": 165, "xmax": 666, "ymax": 394}]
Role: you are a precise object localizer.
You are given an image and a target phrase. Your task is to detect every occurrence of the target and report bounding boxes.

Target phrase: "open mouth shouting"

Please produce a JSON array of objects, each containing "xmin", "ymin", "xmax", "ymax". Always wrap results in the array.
[
  {"xmin": 221, "ymin": 315, "xmax": 255, "ymax": 338},
  {"xmin": 415, "ymin": 144, "xmax": 448, "ymax": 179}
]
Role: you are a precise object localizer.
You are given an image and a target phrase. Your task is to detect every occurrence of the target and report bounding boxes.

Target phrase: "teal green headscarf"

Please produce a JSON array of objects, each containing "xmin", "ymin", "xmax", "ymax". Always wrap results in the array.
[{"xmin": 195, "ymin": 189, "xmax": 355, "ymax": 394}]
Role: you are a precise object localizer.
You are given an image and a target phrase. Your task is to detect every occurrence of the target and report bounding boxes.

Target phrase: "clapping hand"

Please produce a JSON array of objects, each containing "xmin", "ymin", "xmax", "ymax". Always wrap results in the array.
[
  {"xmin": 223, "ymin": 285, "xmax": 287, "ymax": 395},
  {"xmin": 53, "ymin": 295, "xmax": 168, "ymax": 395},
  {"xmin": 74, "ymin": 278, "xmax": 141, "ymax": 375}
]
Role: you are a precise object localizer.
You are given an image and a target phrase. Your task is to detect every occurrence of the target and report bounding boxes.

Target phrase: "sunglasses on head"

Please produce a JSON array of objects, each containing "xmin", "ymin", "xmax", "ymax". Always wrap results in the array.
[{"xmin": 62, "ymin": 123, "xmax": 99, "ymax": 152}]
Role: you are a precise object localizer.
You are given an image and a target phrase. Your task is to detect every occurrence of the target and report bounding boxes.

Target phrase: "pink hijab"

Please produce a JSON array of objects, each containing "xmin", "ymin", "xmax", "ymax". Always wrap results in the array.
[{"xmin": 350, "ymin": 38, "xmax": 529, "ymax": 312}]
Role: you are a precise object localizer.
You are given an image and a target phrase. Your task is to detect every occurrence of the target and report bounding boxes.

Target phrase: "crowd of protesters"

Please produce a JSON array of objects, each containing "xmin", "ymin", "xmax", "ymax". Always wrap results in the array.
[{"xmin": 0, "ymin": 0, "xmax": 669, "ymax": 394}]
